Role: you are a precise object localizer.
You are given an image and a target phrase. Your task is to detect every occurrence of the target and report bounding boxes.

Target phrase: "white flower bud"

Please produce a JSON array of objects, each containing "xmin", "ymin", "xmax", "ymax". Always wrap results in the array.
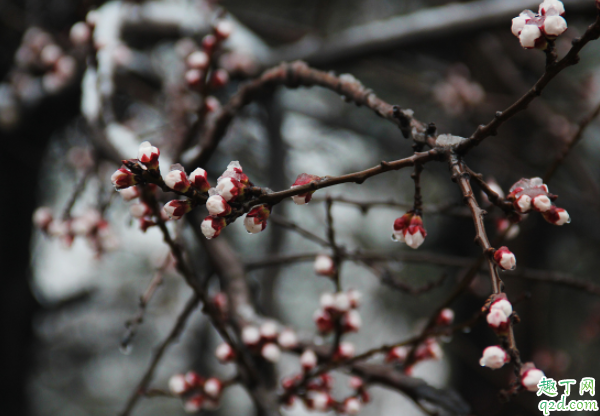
[
  {"xmin": 344, "ymin": 397, "xmax": 362, "ymax": 415},
  {"xmin": 206, "ymin": 195, "xmax": 230, "ymax": 216},
  {"xmin": 300, "ymin": 349, "xmax": 318, "ymax": 371},
  {"xmin": 260, "ymin": 321, "xmax": 278, "ymax": 340},
  {"xmin": 203, "ymin": 378, "xmax": 222, "ymax": 398},
  {"xmin": 405, "ymin": 229, "xmax": 425, "ymax": 249},
  {"xmin": 490, "ymin": 299, "xmax": 513, "ymax": 317},
  {"xmin": 334, "ymin": 292, "xmax": 351, "ymax": 312},
  {"xmin": 310, "ymin": 391, "xmax": 331, "ymax": 411},
  {"xmin": 215, "ymin": 343, "xmax": 234, "ymax": 362},
  {"xmin": 261, "ymin": 343, "xmax": 281, "ymax": 363},
  {"xmin": 522, "ymin": 368, "xmax": 545, "ymax": 391},
  {"xmin": 187, "ymin": 51, "xmax": 209, "ymax": 69},
  {"xmin": 70, "ymin": 22, "xmax": 91, "ymax": 45},
  {"xmin": 487, "ymin": 309, "xmax": 509, "ymax": 328},
  {"xmin": 539, "ymin": 0, "xmax": 565, "ymax": 16},
  {"xmin": 241, "ymin": 326, "xmax": 261, "ymax": 346},
  {"xmin": 337, "ymin": 341, "xmax": 355, "ymax": 359},
  {"xmin": 543, "ymin": 15, "xmax": 567, "ymax": 37},
  {"xmin": 320, "ymin": 292, "xmax": 335, "ymax": 310},
  {"xmin": 244, "ymin": 215, "xmax": 263, "ymax": 234},
  {"xmin": 479, "ymin": 346, "xmax": 509, "ymax": 369},
  {"xmin": 519, "ymin": 25, "xmax": 543, "ymax": 49},
  {"xmin": 119, "ymin": 186, "xmax": 139, "ymax": 201},
  {"xmin": 314, "ymin": 254, "xmax": 335, "ymax": 276},
  {"xmin": 277, "ymin": 329, "xmax": 298, "ymax": 349},
  {"xmin": 512, "ymin": 15, "xmax": 528, "ymax": 37},
  {"xmin": 168, "ymin": 374, "xmax": 188, "ymax": 395}
]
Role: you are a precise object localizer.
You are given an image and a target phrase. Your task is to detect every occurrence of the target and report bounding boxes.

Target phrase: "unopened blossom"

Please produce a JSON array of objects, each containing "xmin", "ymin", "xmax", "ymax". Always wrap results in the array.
[
  {"xmin": 130, "ymin": 202, "xmax": 151, "ymax": 219},
  {"xmin": 309, "ymin": 392, "xmax": 332, "ymax": 412},
  {"xmin": 169, "ymin": 374, "xmax": 189, "ymax": 395},
  {"xmin": 185, "ymin": 371, "xmax": 204, "ymax": 387},
  {"xmin": 206, "ymin": 195, "xmax": 231, "ymax": 217},
  {"xmin": 542, "ymin": 15, "xmax": 567, "ymax": 38},
  {"xmin": 313, "ymin": 308, "xmax": 334, "ymax": 333},
  {"xmin": 203, "ymin": 378, "xmax": 222, "ymax": 399},
  {"xmin": 490, "ymin": 298, "xmax": 513, "ymax": 317},
  {"xmin": 185, "ymin": 69, "xmax": 202, "ymax": 87},
  {"xmin": 393, "ymin": 212, "xmax": 427, "ymax": 248},
  {"xmin": 314, "ymin": 254, "xmax": 335, "ymax": 276},
  {"xmin": 543, "ymin": 206, "xmax": 570, "ymax": 225},
  {"xmin": 163, "ymin": 200, "xmax": 192, "ymax": 220},
  {"xmin": 386, "ymin": 346, "xmax": 409, "ymax": 363},
  {"xmin": 33, "ymin": 207, "xmax": 53, "ymax": 231},
  {"xmin": 216, "ymin": 177, "xmax": 244, "ymax": 202},
  {"xmin": 165, "ymin": 170, "xmax": 191, "ymax": 193},
  {"xmin": 212, "ymin": 292, "xmax": 228, "ymax": 314},
  {"xmin": 487, "ymin": 308, "xmax": 511, "ymax": 333},
  {"xmin": 111, "ymin": 168, "xmax": 137, "ymax": 189},
  {"xmin": 261, "ymin": 343, "xmax": 281, "ymax": 363},
  {"xmin": 119, "ymin": 186, "xmax": 139, "ymax": 201},
  {"xmin": 210, "ymin": 69, "xmax": 229, "ymax": 89},
  {"xmin": 522, "ymin": 368, "xmax": 545, "ymax": 391},
  {"xmin": 241, "ymin": 326, "xmax": 261, "ymax": 346},
  {"xmin": 215, "ymin": 20, "xmax": 233, "ymax": 40},
  {"xmin": 277, "ymin": 329, "xmax": 298, "ymax": 349},
  {"xmin": 320, "ymin": 292, "xmax": 335, "ymax": 311},
  {"xmin": 347, "ymin": 289, "xmax": 361, "ymax": 308},
  {"xmin": 539, "ymin": 0, "xmax": 565, "ymax": 15},
  {"xmin": 335, "ymin": 342, "xmax": 355, "ymax": 360},
  {"xmin": 436, "ymin": 308, "xmax": 455, "ymax": 326},
  {"xmin": 349, "ymin": 376, "xmax": 364, "ymax": 390},
  {"xmin": 520, "ymin": 24, "xmax": 544, "ymax": 49},
  {"xmin": 218, "ymin": 161, "xmax": 250, "ymax": 185},
  {"xmin": 202, "ymin": 34, "xmax": 217, "ymax": 54},
  {"xmin": 215, "ymin": 343, "xmax": 235, "ymax": 363},
  {"xmin": 260, "ymin": 321, "xmax": 278, "ymax": 341},
  {"xmin": 415, "ymin": 338, "xmax": 443, "ymax": 361},
  {"xmin": 137, "ymin": 141, "xmax": 160, "ymax": 169},
  {"xmin": 494, "ymin": 246, "xmax": 516, "ymax": 270},
  {"xmin": 512, "ymin": 10, "xmax": 535, "ymax": 37},
  {"xmin": 344, "ymin": 397, "xmax": 362, "ymax": 415},
  {"xmin": 183, "ymin": 395, "xmax": 204, "ymax": 413},
  {"xmin": 479, "ymin": 346, "xmax": 509, "ymax": 369},
  {"xmin": 70, "ymin": 22, "xmax": 91, "ymax": 45},
  {"xmin": 186, "ymin": 51, "xmax": 209, "ymax": 70},
  {"xmin": 201, "ymin": 216, "xmax": 226, "ymax": 239},
  {"xmin": 41, "ymin": 44, "xmax": 62, "ymax": 66},
  {"xmin": 244, "ymin": 205, "xmax": 270, "ymax": 234},
  {"xmin": 71, "ymin": 210, "xmax": 102, "ymax": 235},
  {"xmin": 290, "ymin": 173, "xmax": 320, "ymax": 205},
  {"xmin": 334, "ymin": 292, "xmax": 351, "ymax": 312},
  {"xmin": 189, "ymin": 168, "xmax": 211, "ymax": 192},
  {"xmin": 300, "ymin": 349, "xmax": 318, "ymax": 371},
  {"xmin": 532, "ymin": 194, "xmax": 552, "ymax": 212},
  {"xmin": 342, "ymin": 309, "xmax": 362, "ymax": 332}
]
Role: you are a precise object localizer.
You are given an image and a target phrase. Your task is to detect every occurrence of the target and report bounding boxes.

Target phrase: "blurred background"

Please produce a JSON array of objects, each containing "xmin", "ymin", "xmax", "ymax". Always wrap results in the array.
[{"xmin": 1, "ymin": 0, "xmax": 600, "ymax": 415}]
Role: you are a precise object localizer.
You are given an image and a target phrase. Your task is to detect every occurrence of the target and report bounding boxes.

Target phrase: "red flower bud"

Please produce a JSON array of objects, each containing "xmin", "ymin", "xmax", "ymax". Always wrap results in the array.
[{"xmin": 290, "ymin": 173, "xmax": 320, "ymax": 205}]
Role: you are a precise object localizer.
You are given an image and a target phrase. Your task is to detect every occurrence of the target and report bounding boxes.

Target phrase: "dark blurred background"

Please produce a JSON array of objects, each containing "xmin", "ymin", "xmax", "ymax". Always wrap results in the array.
[{"xmin": 2, "ymin": 0, "xmax": 600, "ymax": 415}]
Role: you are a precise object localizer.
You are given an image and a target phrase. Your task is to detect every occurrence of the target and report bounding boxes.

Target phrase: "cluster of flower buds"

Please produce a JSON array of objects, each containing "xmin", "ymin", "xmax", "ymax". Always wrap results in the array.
[
  {"xmin": 238, "ymin": 322, "xmax": 298, "ymax": 363},
  {"xmin": 392, "ymin": 211, "xmax": 427, "ymax": 249},
  {"xmin": 290, "ymin": 173, "xmax": 321, "ymax": 205},
  {"xmin": 183, "ymin": 19, "xmax": 232, "ymax": 91},
  {"xmin": 33, "ymin": 207, "xmax": 117, "ymax": 255},
  {"xmin": 520, "ymin": 362, "xmax": 546, "ymax": 392},
  {"xmin": 507, "ymin": 177, "xmax": 569, "ymax": 225},
  {"xmin": 479, "ymin": 345, "xmax": 510, "ymax": 369},
  {"xmin": 168, "ymin": 371, "xmax": 222, "ymax": 412},
  {"xmin": 313, "ymin": 254, "xmax": 336, "ymax": 277},
  {"xmin": 486, "ymin": 296, "xmax": 513, "ymax": 335},
  {"xmin": 511, "ymin": 0, "xmax": 567, "ymax": 49},
  {"xmin": 313, "ymin": 290, "xmax": 362, "ymax": 334},
  {"xmin": 386, "ymin": 337, "xmax": 444, "ymax": 373}
]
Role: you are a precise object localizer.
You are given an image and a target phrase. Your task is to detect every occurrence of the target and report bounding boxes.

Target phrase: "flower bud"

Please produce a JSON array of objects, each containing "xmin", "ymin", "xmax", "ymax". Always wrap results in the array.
[
  {"xmin": 514, "ymin": 194, "xmax": 532, "ymax": 213},
  {"xmin": 542, "ymin": 15, "xmax": 567, "ymax": 38},
  {"xmin": 215, "ymin": 343, "xmax": 235, "ymax": 363},
  {"xmin": 342, "ymin": 310, "xmax": 362, "ymax": 332},
  {"xmin": 490, "ymin": 298, "xmax": 513, "ymax": 317},
  {"xmin": 313, "ymin": 309, "xmax": 334, "ymax": 333},
  {"xmin": 343, "ymin": 397, "xmax": 361, "ymax": 415},
  {"xmin": 512, "ymin": 11, "xmax": 532, "ymax": 37},
  {"xmin": 300, "ymin": 349, "xmax": 318, "ymax": 372},
  {"xmin": 542, "ymin": 206, "xmax": 570, "ymax": 225},
  {"xmin": 290, "ymin": 173, "xmax": 320, "ymax": 205},
  {"xmin": 532, "ymin": 194, "xmax": 552, "ymax": 212},
  {"xmin": 241, "ymin": 326, "xmax": 261, "ymax": 346},
  {"xmin": 335, "ymin": 341, "xmax": 355, "ymax": 360},
  {"xmin": 137, "ymin": 141, "xmax": 160, "ymax": 169},
  {"xmin": 130, "ymin": 202, "xmax": 151, "ymax": 219},
  {"xmin": 216, "ymin": 177, "xmax": 244, "ymax": 202},
  {"xmin": 260, "ymin": 321, "xmax": 278, "ymax": 341},
  {"xmin": 519, "ymin": 24, "xmax": 545, "ymax": 49},
  {"xmin": 521, "ymin": 368, "xmax": 545, "ymax": 391},
  {"xmin": 185, "ymin": 371, "xmax": 204, "ymax": 387},
  {"xmin": 169, "ymin": 374, "xmax": 189, "ymax": 395},
  {"xmin": 392, "ymin": 213, "xmax": 411, "ymax": 242},
  {"xmin": 415, "ymin": 338, "xmax": 443, "ymax": 361},
  {"xmin": 212, "ymin": 292, "xmax": 228, "ymax": 314},
  {"xmin": 186, "ymin": 51, "xmax": 209, "ymax": 70},
  {"xmin": 314, "ymin": 254, "xmax": 335, "ymax": 276},
  {"xmin": 334, "ymin": 292, "xmax": 351, "ymax": 312},
  {"xmin": 206, "ymin": 195, "xmax": 231, "ymax": 217},
  {"xmin": 539, "ymin": 0, "xmax": 565, "ymax": 16},
  {"xmin": 347, "ymin": 289, "xmax": 362, "ymax": 309},
  {"xmin": 215, "ymin": 20, "xmax": 233, "ymax": 40},
  {"xmin": 244, "ymin": 205, "xmax": 271, "ymax": 234},
  {"xmin": 261, "ymin": 343, "xmax": 281, "ymax": 363},
  {"xmin": 479, "ymin": 346, "xmax": 509, "ymax": 369},
  {"xmin": 385, "ymin": 346, "xmax": 409, "ymax": 363},
  {"xmin": 277, "ymin": 329, "xmax": 298, "ymax": 349},
  {"xmin": 185, "ymin": 69, "xmax": 203, "ymax": 87},
  {"xmin": 70, "ymin": 22, "xmax": 91, "ymax": 46},
  {"xmin": 165, "ymin": 170, "xmax": 190, "ymax": 193},
  {"xmin": 203, "ymin": 378, "xmax": 222, "ymax": 398},
  {"xmin": 183, "ymin": 395, "xmax": 204, "ymax": 413},
  {"xmin": 436, "ymin": 308, "xmax": 454, "ymax": 326},
  {"xmin": 493, "ymin": 246, "xmax": 516, "ymax": 270},
  {"xmin": 210, "ymin": 69, "xmax": 229, "ymax": 89},
  {"xmin": 349, "ymin": 376, "xmax": 364, "ymax": 390},
  {"xmin": 219, "ymin": 161, "xmax": 250, "ymax": 185},
  {"xmin": 202, "ymin": 34, "xmax": 217, "ymax": 54},
  {"xmin": 201, "ymin": 216, "xmax": 226, "ymax": 239},
  {"xmin": 119, "ymin": 186, "xmax": 139, "ymax": 201},
  {"xmin": 405, "ymin": 215, "xmax": 427, "ymax": 249},
  {"xmin": 33, "ymin": 207, "xmax": 53, "ymax": 231},
  {"xmin": 189, "ymin": 168, "xmax": 211, "ymax": 193},
  {"xmin": 111, "ymin": 168, "xmax": 137, "ymax": 189},
  {"xmin": 309, "ymin": 392, "xmax": 332, "ymax": 412},
  {"xmin": 163, "ymin": 200, "xmax": 192, "ymax": 220},
  {"xmin": 487, "ymin": 308, "xmax": 510, "ymax": 333},
  {"xmin": 320, "ymin": 292, "xmax": 335, "ymax": 311}
]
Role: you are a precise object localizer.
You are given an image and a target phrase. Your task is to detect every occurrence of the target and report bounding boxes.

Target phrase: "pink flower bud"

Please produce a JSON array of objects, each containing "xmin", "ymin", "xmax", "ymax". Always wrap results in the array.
[
  {"xmin": 33, "ymin": 207, "xmax": 53, "ymax": 231},
  {"xmin": 241, "ymin": 326, "xmax": 261, "ymax": 346},
  {"xmin": 137, "ymin": 141, "xmax": 160, "ymax": 169},
  {"xmin": 347, "ymin": 289, "xmax": 362, "ymax": 308},
  {"xmin": 521, "ymin": 368, "xmax": 545, "ymax": 391},
  {"xmin": 539, "ymin": 0, "xmax": 565, "ymax": 16},
  {"xmin": 70, "ymin": 22, "xmax": 91, "ymax": 46},
  {"xmin": 165, "ymin": 170, "xmax": 190, "ymax": 192},
  {"xmin": 436, "ymin": 308, "xmax": 455, "ymax": 326},
  {"xmin": 335, "ymin": 342, "xmax": 355, "ymax": 360},
  {"xmin": 216, "ymin": 177, "xmax": 244, "ymax": 201},
  {"xmin": 163, "ymin": 200, "xmax": 192, "ymax": 220},
  {"xmin": 415, "ymin": 338, "xmax": 443, "ymax": 361},
  {"xmin": 514, "ymin": 194, "xmax": 532, "ymax": 213},
  {"xmin": 487, "ymin": 308, "xmax": 510, "ymax": 333},
  {"xmin": 244, "ymin": 205, "xmax": 270, "ymax": 234},
  {"xmin": 186, "ymin": 51, "xmax": 209, "ymax": 70},
  {"xmin": 202, "ymin": 34, "xmax": 217, "ymax": 54},
  {"xmin": 543, "ymin": 206, "xmax": 570, "ymax": 225},
  {"xmin": 203, "ymin": 378, "xmax": 222, "ymax": 399},
  {"xmin": 342, "ymin": 310, "xmax": 362, "ymax": 332},
  {"xmin": 300, "ymin": 349, "xmax": 318, "ymax": 372},
  {"xmin": 343, "ymin": 397, "xmax": 362, "ymax": 415},
  {"xmin": 189, "ymin": 168, "xmax": 210, "ymax": 193},
  {"xmin": 215, "ymin": 343, "xmax": 235, "ymax": 363},
  {"xmin": 349, "ymin": 376, "xmax": 364, "ymax": 390},
  {"xmin": 314, "ymin": 254, "xmax": 335, "ymax": 276},
  {"xmin": 185, "ymin": 69, "xmax": 203, "ymax": 87},
  {"xmin": 542, "ymin": 15, "xmax": 567, "ymax": 38},
  {"xmin": 309, "ymin": 392, "xmax": 332, "ymax": 411},
  {"xmin": 205, "ymin": 96, "xmax": 221, "ymax": 113},
  {"xmin": 519, "ymin": 24, "xmax": 545, "ymax": 49},
  {"xmin": 212, "ymin": 292, "xmax": 228, "ymax": 313},
  {"xmin": 215, "ymin": 20, "xmax": 233, "ymax": 40},
  {"xmin": 532, "ymin": 194, "xmax": 552, "ymax": 212},
  {"xmin": 130, "ymin": 202, "xmax": 151, "ymax": 219},
  {"xmin": 185, "ymin": 371, "xmax": 204, "ymax": 387},
  {"xmin": 490, "ymin": 298, "xmax": 513, "ymax": 317},
  {"xmin": 206, "ymin": 195, "xmax": 231, "ymax": 217},
  {"xmin": 111, "ymin": 168, "xmax": 137, "ymax": 189},
  {"xmin": 260, "ymin": 321, "xmax": 279, "ymax": 341},
  {"xmin": 183, "ymin": 394, "xmax": 204, "ymax": 413},
  {"xmin": 290, "ymin": 173, "xmax": 320, "ymax": 205},
  {"xmin": 201, "ymin": 216, "xmax": 226, "ymax": 239},
  {"xmin": 119, "ymin": 186, "xmax": 139, "ymax": 201},
  {"xmin": 386, "ymin": 346, "xmax": 409, "ymax": 363},
  {"xmin": 493, "ymin": 246, "xmax": 516, "ymax": 270},
  {"xmin": 210, "ymin": 69, "xmax": 229, "ymax": 89},
  {"xmin": 41, "ymin": 44, "xmax": 62, "ymax": 66},
  {"xmin": 169, "ymin": 374, "xmax": 189, "ymax": 395},
  {"xmin": 479, "ymin": 346, "xmax": 509, "ymax": 369},
  {"xmin": 313, "ymin": 309, "xmax": 334, "ymax": 333},
  {"xmin": 277, "ymin": 329, "xmax": 298, "ymax": 349},
  {"xmin": 261, "ymin": 343, "xmax": 281, "ymax": 362}
]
